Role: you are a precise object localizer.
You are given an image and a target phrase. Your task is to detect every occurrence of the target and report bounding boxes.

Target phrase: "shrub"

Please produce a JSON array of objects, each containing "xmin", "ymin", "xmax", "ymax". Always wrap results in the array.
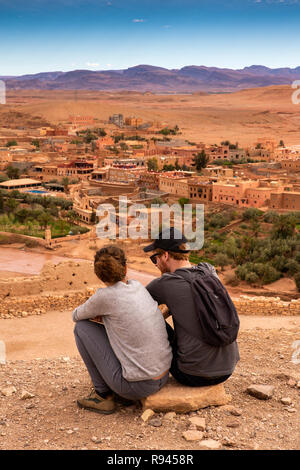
[
  {"xmin": 242, "ymin": 208, "xmax": 262, "ymax": 221},
  {"xmin": 295, "ymin": 273, "xmax": 300, "ymax": 292},
  {"xmin": 262, "ymin": 265, "xmax": 281, "ymax": 284},
  {"xmin": 271, "ymin": 255, "xmax": 288, "ymax": 273},
  {"xmin": 223, "ymin": 237, "xmax": 240, "ymax": 260},
  {"xmin": 24, "ymin": 239, "xmax": 41, "ymax": 248},
  {"xmin": 245, "ymin": 272, "xmax": 259, "ymax": 285},
  {"xmin": 209, "ymin": 213, "xmax": 231, "ymax": 229},
  {"xmin": 271, "ymin": 214, "xmax": 296, "ymax": 239},
  {"xmin": 224, "ymin": 273, "xmax": 240, "ymax": 287},
  {"xmin": 235, "ymin": 264, "xmax": 250, "ymax": 281},
  {"xmin": 285, "ymin": 260, "xmax": 300, "ymax": 276},
  {"xmin": 263, "ymin": 211, "xmax": 279, "ymax": 224},
  {"xmin": 215, "ymin": 253, "xmax": 230, "ymax": 270},
  {"xmin": 212, "ymin": 231, "xmax": 221, "ymax": 240}
]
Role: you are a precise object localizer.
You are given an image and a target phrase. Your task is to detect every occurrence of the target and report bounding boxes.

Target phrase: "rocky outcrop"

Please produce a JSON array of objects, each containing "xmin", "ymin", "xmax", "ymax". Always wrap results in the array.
[{"xmin": 141, "ymin": 378, "xmax": 231, "ymax": 413}]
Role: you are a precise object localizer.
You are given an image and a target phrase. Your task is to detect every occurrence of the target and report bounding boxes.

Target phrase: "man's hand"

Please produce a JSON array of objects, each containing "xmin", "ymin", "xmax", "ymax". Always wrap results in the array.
[{"xmin": 158, "ymin": 304, "xmax": 171, "ymax": 319}]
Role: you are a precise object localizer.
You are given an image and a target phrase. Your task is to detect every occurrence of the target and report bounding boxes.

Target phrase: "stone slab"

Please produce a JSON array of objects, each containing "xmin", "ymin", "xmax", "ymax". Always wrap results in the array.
[{"xmin": 141, "ymin": 378, "xmax": 231, "ymax": 413}]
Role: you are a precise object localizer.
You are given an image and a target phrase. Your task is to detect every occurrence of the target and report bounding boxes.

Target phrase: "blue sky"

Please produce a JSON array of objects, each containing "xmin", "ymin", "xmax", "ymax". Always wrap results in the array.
[{"xmin": 0, "ymin": 0, "xmax": 300, "ymax": 75}]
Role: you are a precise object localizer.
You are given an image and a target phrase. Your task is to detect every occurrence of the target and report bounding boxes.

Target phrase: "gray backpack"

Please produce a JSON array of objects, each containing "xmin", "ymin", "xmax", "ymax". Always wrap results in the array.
[{"xmin": 176, "ymin": 263, "xmax": 240, "ymax": 347}]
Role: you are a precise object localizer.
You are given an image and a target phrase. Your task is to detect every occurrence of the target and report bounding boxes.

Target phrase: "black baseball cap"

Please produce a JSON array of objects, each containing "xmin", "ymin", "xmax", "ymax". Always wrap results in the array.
[{"xmin": 143, "ymin": 227, "xmax": 190, "ymax": 253}]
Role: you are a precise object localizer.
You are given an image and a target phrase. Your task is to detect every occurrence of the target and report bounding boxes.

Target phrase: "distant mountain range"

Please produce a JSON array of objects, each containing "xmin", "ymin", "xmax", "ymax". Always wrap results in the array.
[{"xmin": 2, "ymin": 65, "xmax": 300, "ymax": 92}]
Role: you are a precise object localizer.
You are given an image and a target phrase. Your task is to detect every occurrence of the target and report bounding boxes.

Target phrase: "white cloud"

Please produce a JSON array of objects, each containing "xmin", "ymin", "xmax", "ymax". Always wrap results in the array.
[
  {"xmin": 86, "ymin": 62, "xmax": 100, "ymax": 67},
  {"xmin": 253, "ymin": 0, "xmax": 300, "ymax": 3},
  {"xmin": 132, "ymin": 19, "xmax": 145, "ymax": 23}
]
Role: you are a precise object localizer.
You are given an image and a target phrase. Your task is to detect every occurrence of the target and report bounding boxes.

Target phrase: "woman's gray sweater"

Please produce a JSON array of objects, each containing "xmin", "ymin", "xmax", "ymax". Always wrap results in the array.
[{"xmin": 72, "ymin": 279, "xmax": 172, "ymax": 381}]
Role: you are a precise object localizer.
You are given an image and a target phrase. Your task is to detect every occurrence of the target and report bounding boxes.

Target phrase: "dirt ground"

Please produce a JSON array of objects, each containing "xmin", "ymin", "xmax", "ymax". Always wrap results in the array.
[
  {"xmin": 4, "ymin": 86, "xmax": 300, "ymax": 146},
  {"xmin": 0, "ymin": 313, "xmax": 299, "ymax": 451}
]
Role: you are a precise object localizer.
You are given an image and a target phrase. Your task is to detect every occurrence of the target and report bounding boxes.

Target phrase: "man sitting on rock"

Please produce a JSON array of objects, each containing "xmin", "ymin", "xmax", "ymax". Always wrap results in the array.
[{"xmin": 144, "ymin": 228, "xmax": 240, "ymax": 387}]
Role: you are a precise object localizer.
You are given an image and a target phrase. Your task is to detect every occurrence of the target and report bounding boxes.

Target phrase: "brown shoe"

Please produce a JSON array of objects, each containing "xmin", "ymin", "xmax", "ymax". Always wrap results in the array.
[{"xmin": 77, "ymin": 389, "xmax": 115, "ymax": 415}]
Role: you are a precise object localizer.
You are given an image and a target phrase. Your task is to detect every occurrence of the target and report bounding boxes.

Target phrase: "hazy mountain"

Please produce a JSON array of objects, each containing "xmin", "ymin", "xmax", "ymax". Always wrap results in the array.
[{"xmin": 2, "ymin": 65, "xmax": 300, "ymax": 92}]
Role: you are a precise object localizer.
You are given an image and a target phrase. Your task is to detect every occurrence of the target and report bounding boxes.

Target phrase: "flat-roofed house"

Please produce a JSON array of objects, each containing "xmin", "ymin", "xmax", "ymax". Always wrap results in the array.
[{"xmin": 0, "ymin": 178, "xmax": 41, "ymax": 191}]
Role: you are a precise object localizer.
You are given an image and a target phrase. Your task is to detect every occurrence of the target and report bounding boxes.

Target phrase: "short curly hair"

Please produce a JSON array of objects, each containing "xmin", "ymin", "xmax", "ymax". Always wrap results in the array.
[{"xmin": 94, "ymin": 245, "xmax": 127, "ymax": 284}]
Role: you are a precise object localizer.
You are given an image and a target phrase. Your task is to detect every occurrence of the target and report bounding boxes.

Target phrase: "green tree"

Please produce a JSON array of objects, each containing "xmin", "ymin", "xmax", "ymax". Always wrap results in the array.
[
  {"xmin": 175, "ymin": 159, "xmax": 181, "ymax": 170},
  {"xmin": 37, "ymin": 212, "xmax": 53, "ymax": 230},
  {"xmin": 245, "ymin": 272, "xmax": 259, "ymax": 285},
  {"xmin": 62, "ymin": 177, "xmax": 70, "ymax": 192},
  {"xmin": 31, "ymin": 139, "xmax": 40, "ymax": 149},
  {"xmin": 120, "ymin": 142, "xmax": 129, "ymax": 151},
  {"xmin": 263, "ymin": 211, "xmax": 279, "ymax": 224},
  {"xmin": 147, "ymin": 158, "xmax": 158, "ymax": 171},
  {"xmin": 285, "ymin": 260, "xmax": 300, "ymax": 276},
  {"xmin": 96, "ymin": 128, "xmax": 107, "ymax": 137},
  {"xmin": 15, "ymin": 208, "xmax": 30, "ymax": 224},
  {"xmin": 0, "ymin": 194, "xmax": 4, "ymax": 213},
  {"xmin": 215, "ymin": 253, "xmax": 229, "ymax": 271},
  {"xmin": 250, "ymin": 219, "xmax": 261, "ymax": 238},
  {"xmin": 6, "ymin": 140, "xmax": 18, "ymax": 147},
  {"xmin": 6, "ymin": 166, "xmax": 20, "ymax": 180},
  {"xmin": 242, "ymin": 208, "xmax": 262, "ymax": 221},
  {"xmin": 192, "ymin": 150, "xmax": 209, "ymax": 172},
  {"xmin": 271, "ymin": 214, "xmax": 296, "ymax": 239},
  {"xmin": 152, "ymin": 197, "xmax": 164, "ymax": 205},
  {"xmin": 6, "ymin": 196, "xmax": 19, "ymax": 213},
  {"xmin": 90, "ymin": 211, "xmax": 97, "ymax": 224},
  {"xmin": 295, "ymin": 273, "xmax": 300, "ymax": 292},
  {"xmin": 162, "ymin": 164, "xmax": 175, "ymax": 171},
  {"xmin": 178, "ymin": 198, "xmax": 190, "ymax": 208}
]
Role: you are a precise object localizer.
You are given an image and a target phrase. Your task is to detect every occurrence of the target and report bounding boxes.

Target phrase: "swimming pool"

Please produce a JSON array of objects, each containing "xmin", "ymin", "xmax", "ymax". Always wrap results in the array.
[{"xmin": 25, "ymin": 190, "xmax": 50, "ymax": 195}]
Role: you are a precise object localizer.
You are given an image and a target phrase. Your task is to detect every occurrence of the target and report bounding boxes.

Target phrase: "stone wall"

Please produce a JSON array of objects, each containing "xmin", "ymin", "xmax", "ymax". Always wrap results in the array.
[
  {"xmin": 232, "ymin": 295, "xmax": 300, "ymax": 316},
  {"xmin": 0, "ymin": 261, "xmax": 101, "ymax": 299},
  {"xmin": 0, "ymin": 288, "xmax": 96, "ymax": 319},
  {"xmin": 0, "ymin": 287, "xmax": 299, "ymax": 320},
  {"xmin": 0, "ymin": 261, "xmax": 299, "ymax": 318}
]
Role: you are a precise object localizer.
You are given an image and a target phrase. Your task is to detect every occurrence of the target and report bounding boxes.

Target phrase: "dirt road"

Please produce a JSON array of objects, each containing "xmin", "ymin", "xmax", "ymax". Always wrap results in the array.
[{"xmin": 1, "ymin": 310, "xmax": 299, "ymax": 361}]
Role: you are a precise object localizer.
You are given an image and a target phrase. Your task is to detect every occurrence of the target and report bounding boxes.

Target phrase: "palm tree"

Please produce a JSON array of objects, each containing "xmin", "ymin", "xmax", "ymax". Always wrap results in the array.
[
  {"xmin": 37, "ymin": 212, "xmax": 53, "ymax": 230},
  {"xmin": 62, "ymin": 177, "xmax": 70, "ymax": 193}
]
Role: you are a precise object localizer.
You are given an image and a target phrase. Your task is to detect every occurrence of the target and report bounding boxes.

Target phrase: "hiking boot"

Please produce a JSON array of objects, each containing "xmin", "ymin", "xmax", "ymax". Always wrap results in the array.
[{"xmin": 77, "ymin": 389, "xmax": 115, "ymax": 415}]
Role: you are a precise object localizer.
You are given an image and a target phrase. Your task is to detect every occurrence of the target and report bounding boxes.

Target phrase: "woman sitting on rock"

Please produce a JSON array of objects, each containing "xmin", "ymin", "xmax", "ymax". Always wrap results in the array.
[{"xmin": 72, "ymin": 245, "xmax": 172, "ymax": 414}]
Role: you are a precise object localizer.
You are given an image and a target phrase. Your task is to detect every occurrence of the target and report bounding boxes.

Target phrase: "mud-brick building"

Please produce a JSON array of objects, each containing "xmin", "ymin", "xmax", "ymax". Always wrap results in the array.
[
  {"xmin": 138, "ymin": 171, "xmax": 160, "ymax": 190},
  {"xmin": 280, "ymin": 159, "xmax": 300, "ymax": 173},
  {"xmin": 188, "ymin": 179, "xmax": 213, "ymax": 203},
  {"xmin": 158, "ymin": 174, "xmax": 189, "ymax": 198},
  {"xmin": 269, "ymin": 191, "xmax": 300, "ymax": 211}
]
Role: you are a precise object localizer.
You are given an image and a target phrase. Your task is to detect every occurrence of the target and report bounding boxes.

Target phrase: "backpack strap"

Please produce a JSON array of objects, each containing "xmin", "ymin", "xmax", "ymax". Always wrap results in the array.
[{"xmin": 168, "ymin": 268, "xmax": 207, "ymax": 342}]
